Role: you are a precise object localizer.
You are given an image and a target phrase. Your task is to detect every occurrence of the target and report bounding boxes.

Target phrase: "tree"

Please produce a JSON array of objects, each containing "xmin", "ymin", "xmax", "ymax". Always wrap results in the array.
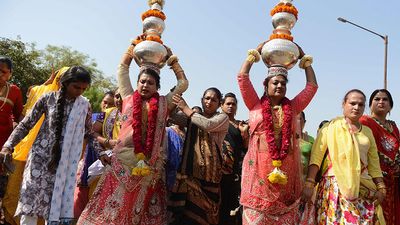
[
  {"xmin": 0, "ymin": 37, "xmax": 116, "ymax": 110},
  {"xmin": 40, "ymin": 45, "xmax": 117, "ymax": 112},
  {"xmin": 0, "ymin": 37, "xmax": 48, "ymax": 96}
]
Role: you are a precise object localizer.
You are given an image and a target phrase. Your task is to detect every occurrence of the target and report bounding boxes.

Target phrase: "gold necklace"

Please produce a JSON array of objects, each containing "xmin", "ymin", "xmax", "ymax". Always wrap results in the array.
[
  {"xmin": 372, "ymin": 117, "xmax": 393, "ymax": 133},
  {"xmin": 0, "ymin": 83, "xmax": 10, "ymax": 111},
  {"xmin": 272, "ymin": 105, "xmax": 283, "ymax": 139}
]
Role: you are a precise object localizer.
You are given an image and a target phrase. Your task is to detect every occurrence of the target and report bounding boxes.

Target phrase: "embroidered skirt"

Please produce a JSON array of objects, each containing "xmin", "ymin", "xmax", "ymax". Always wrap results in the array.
[{"xmin": 77, "ymin": 167, "xmax": 167, "ymax": 225}]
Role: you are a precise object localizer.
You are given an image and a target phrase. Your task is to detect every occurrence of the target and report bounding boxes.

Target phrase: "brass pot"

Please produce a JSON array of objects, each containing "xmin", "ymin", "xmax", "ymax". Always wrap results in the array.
[
  {"xmin": 133, "ymin": 40, "xmax": 167, "ymax": 68},
  {"xmin": 261, "ymin": 39, "xmax": 299, "ymax": 69}
]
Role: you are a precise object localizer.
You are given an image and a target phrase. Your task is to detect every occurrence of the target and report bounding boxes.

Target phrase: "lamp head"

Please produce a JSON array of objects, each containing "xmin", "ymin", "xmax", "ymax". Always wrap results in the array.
[{"xmin": 337, "ymin": 17, "xmax": 347, "ymax": 23}]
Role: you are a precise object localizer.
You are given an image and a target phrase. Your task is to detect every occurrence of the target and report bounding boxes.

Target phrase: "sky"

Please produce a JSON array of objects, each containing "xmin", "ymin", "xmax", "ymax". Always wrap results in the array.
[{"xmin": 2, "ymin": 0, "xmax": 399, "ymax": 136}]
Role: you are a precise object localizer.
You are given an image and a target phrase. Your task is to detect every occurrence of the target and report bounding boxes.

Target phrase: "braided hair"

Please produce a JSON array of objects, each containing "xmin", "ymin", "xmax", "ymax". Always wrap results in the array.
[{"xmin": 48, "ymin": 66, "xmax": 91, "ymax": 173}]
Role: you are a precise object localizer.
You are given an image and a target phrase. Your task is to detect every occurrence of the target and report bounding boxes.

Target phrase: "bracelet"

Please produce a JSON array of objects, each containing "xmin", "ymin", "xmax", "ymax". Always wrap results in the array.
[
  {"xmin": 299, "ymin": 55, "xmax": 313, "ymax": 69},
  {"xmin": 306, "ymin": 178, "xmax": 316, "ymax": 184},
  {"xmin": 172, "ymin": 69, "xmax": 184, "ymax": 74},
  {"xmin": 304, "ymin": 180, "xmax": 316, "ymax": 188},
  {"xmin": 376, "ymin": 182, "xmax": 386, "ymax": 190},
  {"xmin": 125, "ymin": 45, "xmax": 135, "ymax": 59},
  {"xmin": 246, "ymin": 49, "xmax": 261, "ymax": 63},
  {"xmin": 167, "ymin": 55, "xmax": 179, "ymax": 66}
]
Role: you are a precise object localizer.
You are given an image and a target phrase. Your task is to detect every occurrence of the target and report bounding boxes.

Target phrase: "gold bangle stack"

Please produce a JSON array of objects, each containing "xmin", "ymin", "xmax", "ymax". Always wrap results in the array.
[
  {"xmin": 246, "ymin": 49, "xmax": 261, "ymax": 63},
  {"xmin": 167, "ymin": 55, "xmax": 179, "ymax": 66},
  {"xmin": 125, "ymin": 45, "xmax": 135, "ymax": 58},
  {"xmin": 376, "ymin": 182, "xmax": 387, "ymax": 194},
  {"xmin": 299, "ymin": 55, "xmax": 313, "ymax": 69}
]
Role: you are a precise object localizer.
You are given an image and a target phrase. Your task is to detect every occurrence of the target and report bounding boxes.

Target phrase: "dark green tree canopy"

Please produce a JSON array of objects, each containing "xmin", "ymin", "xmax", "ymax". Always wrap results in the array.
[{"xmin": 0, "ymin": 37, "xmax": 116, "ymax": 112}]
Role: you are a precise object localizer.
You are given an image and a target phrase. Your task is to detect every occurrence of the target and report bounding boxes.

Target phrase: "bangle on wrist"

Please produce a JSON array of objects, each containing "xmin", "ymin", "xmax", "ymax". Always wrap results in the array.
[
  {"xmin": 246, "ymin": 49, "xmax": 261, "ymax": 63},
  {"xmin": 304, "ymin": 181, "xmax": 316, "ymax": 188},
  {"xmin": 299, "ymin": 55, "xmax": 313, "ymax": 69},
  {"xmin": 167, "ymin": 55, "xmax": 179, "ymax": 66},
  {"xmin": 306, "ymin": 178, "xmax": 316, "ymax": 184}
]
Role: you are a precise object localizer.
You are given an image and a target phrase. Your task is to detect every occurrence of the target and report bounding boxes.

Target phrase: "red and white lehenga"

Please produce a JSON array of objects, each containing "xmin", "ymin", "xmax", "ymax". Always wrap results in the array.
[
  {"xmin": 77, "ymin": 94, "xmax": 169, "ymax": 225},
  {"xmin": 237, "ymin": 74, "xmax": 318, "ymax": 225}
]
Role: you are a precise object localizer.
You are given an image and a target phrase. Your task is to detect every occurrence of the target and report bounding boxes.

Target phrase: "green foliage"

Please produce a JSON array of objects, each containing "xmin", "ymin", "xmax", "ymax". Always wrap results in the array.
[
  {"xmin": 83, "ymin": 86, "xmax": 106, "ymax": 113},
  {"xmin": 0, "ymin": 37, "xmax": 48, "ymax": 96},
  {"xmin": 0, "ymin": 37, "xmax": 116, "ymax": 106}
]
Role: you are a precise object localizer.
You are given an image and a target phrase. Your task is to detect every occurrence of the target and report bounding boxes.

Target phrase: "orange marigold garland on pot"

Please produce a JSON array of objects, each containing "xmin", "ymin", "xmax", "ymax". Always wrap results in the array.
[
  {"xmin": 146, "ymin": 36, "xmax": 163, "ymax": 44},
  {"xmin": 133, "ymin": 36, "xmax": 164, "ymax": 45},
  {"xmin": 269, "ymin": 33, "xmax": 293, "ymax": 42},
  {"xmin": 270, "ymin": 2, "xmax": 298, "ymax": 19},
  {"xmin": 142, "ymin": 9, "xmax": 166, "ymax": 21}
]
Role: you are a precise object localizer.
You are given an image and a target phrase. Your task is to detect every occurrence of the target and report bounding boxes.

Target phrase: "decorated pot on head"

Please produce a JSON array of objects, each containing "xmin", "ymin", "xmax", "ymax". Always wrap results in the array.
[
  {"xmin": 133, "ymin": 0, "xmax": 167, "ymax": 68},
  {"xmin": 134, "ymin": 40, "xmax": 167, "ymax": 68},
  {"xmin": 261, "ymin": 0, "xmax": 299, "ymax": 70}
]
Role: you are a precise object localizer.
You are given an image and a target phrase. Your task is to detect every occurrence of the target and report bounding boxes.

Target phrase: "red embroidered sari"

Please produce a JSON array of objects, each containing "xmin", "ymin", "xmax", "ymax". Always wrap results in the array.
[
  {"xmin": 238, "ymin": 74, "xmax": 318, "ymax": 225},
  {"xmin": 77, "ymin": 95, "xmax": 169, "ymax": 225},
  {"xmin": 360, "ymin": 115, "xmax": 400, "ymax": 225}
]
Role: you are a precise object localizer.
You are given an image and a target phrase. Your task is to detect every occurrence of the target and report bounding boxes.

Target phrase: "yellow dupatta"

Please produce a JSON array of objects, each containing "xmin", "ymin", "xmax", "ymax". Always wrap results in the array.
[
  {"xmin": 326, "ymin": 117, "xmax": 361, "ymax": 200},
  {"xmin": 12, "ymin": 67, "xmax": 69, "ymax": 161},
  {"xmin": 102, "ymin": 107, "xmax": 121, "ymax": 140}
]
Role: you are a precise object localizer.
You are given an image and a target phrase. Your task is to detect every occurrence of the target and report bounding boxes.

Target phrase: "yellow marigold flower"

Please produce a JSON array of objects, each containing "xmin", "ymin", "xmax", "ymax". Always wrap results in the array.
[{"xmin": 272, "ymin": 160, "xmax": 282, "ymax": 167}]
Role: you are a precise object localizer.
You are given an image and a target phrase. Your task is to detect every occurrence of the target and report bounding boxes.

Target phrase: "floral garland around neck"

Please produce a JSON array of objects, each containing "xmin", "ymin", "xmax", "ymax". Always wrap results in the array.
[
  {"xmin": 261, "ymin": 95, "xmax": 292, "ymax": 185},
  {"xmin": 131, "ymin": 90, "xmax": 159, "ymax": 176}
]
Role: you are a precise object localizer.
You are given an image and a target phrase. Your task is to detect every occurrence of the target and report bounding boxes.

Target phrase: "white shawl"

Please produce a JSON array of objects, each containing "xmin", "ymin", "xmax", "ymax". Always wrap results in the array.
[{"xmin": 48, "ymin": 96, "xmax": 89, "ymax": 222}]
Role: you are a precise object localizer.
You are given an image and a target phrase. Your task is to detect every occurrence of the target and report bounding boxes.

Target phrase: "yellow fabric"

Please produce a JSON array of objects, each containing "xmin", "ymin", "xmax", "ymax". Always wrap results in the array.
[
  {"xmin": 325, "ymin": 117, "xmax": 361, "ymax": 199},
  {"xmin": 102, "ymin": 107, "xmax": 120, "ymax": 140},
  {"xmin": 310, "ymin": 117, "xmax": 383, "ymax": 200},
  {"xmin": 12, "ymin": 67, "xmax": 69, "ymax": 161},
  {"xmin": 309, "ymin": 123, "xmax": 329, "ymax": 167},
  {"xmin": 362, "ymin": 127, "xmax": 383, "ymax": 178}
]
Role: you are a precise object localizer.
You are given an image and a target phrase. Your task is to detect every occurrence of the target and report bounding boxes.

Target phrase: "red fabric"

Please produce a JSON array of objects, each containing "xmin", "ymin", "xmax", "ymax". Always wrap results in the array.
[
  {"xmin": 237, "ymin": 74, "xmax": 318, "ymax": 223},
  {"xmin": 73, "ymin": 186, "xmax": 89, "ymax": 218},
  {"xmin": 0, "ymin": 84, "xmax": 23, "ymax": 147},
  {"xmin": 77, "ymin": 94, "xmax": 169, "ymax": 225},
  {"xmin": 360, "ymin": 115, "xmax": 400, "ymax": 225}
]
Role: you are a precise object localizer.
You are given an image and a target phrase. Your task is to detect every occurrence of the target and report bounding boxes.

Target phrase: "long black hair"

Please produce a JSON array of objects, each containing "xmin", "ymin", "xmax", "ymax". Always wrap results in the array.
[{"xmin": 49, "ymin": 66, "xmax": 91, "ymax": 172}]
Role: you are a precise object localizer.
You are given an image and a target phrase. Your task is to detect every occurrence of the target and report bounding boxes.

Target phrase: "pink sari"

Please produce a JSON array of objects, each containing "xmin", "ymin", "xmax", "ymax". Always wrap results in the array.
[
  {"xmin": 237, "ymin": 74, "xmax": 317, "ymax": 224},
  {"xmin": 77, "ymin": 95, "xmax": 169, "ymax": 225}
]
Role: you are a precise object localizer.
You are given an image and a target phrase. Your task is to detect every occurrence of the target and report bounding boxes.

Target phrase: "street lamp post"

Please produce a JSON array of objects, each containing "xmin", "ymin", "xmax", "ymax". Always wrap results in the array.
[{"xmin": 338, "ymin": 17, "xmax": 388, "ymax": 89}]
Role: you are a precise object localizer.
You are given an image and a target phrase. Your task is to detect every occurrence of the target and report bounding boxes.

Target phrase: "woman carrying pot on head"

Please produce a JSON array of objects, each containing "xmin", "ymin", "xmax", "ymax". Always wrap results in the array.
[
  {"xmin": 0, "ymin": 66, "xmax": 100, "ymax": 225},
  {"xmin": 237, "ymin": 42, "xmax": 318, "ymax": 224},
  {"xmin": 303, "ymin": 89, "xmax": 386, "ymax": 224},
  {"xmin": 77, "ymin": 40, "xmax": 188, "ymax": 225},
  {"xmin": 360, "ymin": 89, "xmax": 399, "ymax": 224}
]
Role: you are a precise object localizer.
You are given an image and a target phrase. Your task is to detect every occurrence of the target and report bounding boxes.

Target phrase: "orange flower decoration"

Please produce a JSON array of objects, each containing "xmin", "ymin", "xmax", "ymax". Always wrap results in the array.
[
  {"xmin": 269, "ymin": 33, "xmax": 294, "ymax": 42},
  {"xmin": 270, "ymin": 3, "xmax": 298, "ymax": 20},
  {"xmin": 132, "ymin": 36, "xmax": 163, "ymax": 45},
  {"xmin": 146, "ymin": 36, "xmax": 163, "ymax": 44},
  {"xmin": 142, "ymin": 9, "xmax": 166, "ymax": 21}
]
